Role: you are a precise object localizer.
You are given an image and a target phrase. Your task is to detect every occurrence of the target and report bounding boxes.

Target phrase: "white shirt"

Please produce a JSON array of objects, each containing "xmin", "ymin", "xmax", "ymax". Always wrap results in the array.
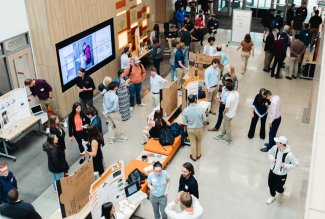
[
  {"xmin": 203, "ymin": 44, "xmax": 216, "ymax": 56},
  {"xmin": 121, "ymin": 53, "xmax": 129, "ymax": 69},
  {"xmin": 204, "ymin": 65, "xmax": 219, "ymax": 89},
  {"xmin": 225, "ymin": 91, "xmax": 239, "ymax": 118},
  {"xmin": 150, "ymin": 74, "xmax": 167, "ymax": 94},
  {"xmin": 165, "ymin": 195, "xmax": 203, "ymax": 219},
  {"xmin": 268, "ymin": 145, "xmax": 299, "ymax": 175},
  {"xmin": 269, "ymin": 95, "xmax": 281, "ymax": 124}
]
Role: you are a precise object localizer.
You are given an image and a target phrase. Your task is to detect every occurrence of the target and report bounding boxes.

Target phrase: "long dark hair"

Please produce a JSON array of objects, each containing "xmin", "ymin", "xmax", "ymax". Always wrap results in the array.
[
  {"xmin": 101, "ymin": 202, "xmax": 115, "ymax": 219},
  {"xmin": 47, "ymin": 134, "xmax": 58, "ymax": 152},
  {"xmin": 153, "ymin": 110, "xmax": 164, "ymax": 128},
  {"xmin": 49, "ymin": 115, "xmax": 61, "ymax": 130},
  {"xmin": 153, "ymin": 24, "xmax": 159, "ymax": 33},
  {"xmin": 87, "ymin": 125, "xmax": 104, "ymax": 145},
  {"xmin": 70, "ymin": 102, "xmax": 82, "ymax": 116},
  {"xmin": 257, "ymin": 88, "xmax": 267, "ymax": 105},
  {"xmin": 244, "ymin": 34, "xmax": 252, "ymax": 43}
]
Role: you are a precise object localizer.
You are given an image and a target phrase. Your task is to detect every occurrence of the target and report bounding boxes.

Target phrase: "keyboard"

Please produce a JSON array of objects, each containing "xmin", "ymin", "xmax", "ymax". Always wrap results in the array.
[{"xmin": 127, "ymin": 191, "xmax": 147, "ymax": 204}]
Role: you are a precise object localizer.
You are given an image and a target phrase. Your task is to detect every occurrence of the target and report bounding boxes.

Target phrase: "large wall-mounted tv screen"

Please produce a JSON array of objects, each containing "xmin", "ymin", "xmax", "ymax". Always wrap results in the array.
[{"xmin": 56, "ymin": 18, "xmax": 116, "ymax": 92}]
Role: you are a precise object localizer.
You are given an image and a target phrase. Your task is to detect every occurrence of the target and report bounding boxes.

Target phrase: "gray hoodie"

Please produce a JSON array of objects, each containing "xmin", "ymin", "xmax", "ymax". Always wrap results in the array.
[{"xmin": 268, "ymin": 145, "xmax": 299, "ymax": 175}]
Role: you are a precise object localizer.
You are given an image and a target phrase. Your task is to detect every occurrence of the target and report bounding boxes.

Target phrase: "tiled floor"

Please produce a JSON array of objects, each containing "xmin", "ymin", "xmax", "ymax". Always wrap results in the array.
[{"xmin": 7, "ymin": 29, "xmax": 315, "ymax": 218}]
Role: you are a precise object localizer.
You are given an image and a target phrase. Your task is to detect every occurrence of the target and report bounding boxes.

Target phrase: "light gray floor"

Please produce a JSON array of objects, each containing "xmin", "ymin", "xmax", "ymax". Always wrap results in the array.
[{"xmin": 2, "ymin": 30, "xmax": 313, "ymax": 219}]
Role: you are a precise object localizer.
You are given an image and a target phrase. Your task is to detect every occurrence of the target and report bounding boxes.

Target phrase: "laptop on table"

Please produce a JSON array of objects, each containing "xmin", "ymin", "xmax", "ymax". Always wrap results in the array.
[{"xmin": 124, "ymin": 181, "xmax": 147, "ymax": 204}]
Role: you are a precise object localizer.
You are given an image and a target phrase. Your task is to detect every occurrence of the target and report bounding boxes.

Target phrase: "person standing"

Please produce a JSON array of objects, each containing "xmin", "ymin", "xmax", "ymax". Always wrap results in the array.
[
  {"xmin": 24, "ymin": 78, "xmax": 66, "ymax": 127},
  {"xmin": 213, "ymin": 44, "xmax": 231, "ymax": 67},
  {"xmin": 203, "ymin": 37, "xmax": 216, "ymax": 56},
  {"xmin": 176, "ymin": 6, "xmax": 186, "ymax": 29},
  {"xmin": 237, "ymin": 34, "xmax": 254, "ymax": 74},
  {"xmin": 183, "ymin": 94, "xmax": 207, "ymax": 161},
  {"xmin": 165, "ymin": 192, "xmax": 203, "ymax": 219},
  {"xmin": 222, "ymin": 66, "xmax": 239, "ymax": 91},
  {"xmin": 150, "ymin": 24, "xmax": 160, "ymax": 44},
  {"xmin": 291, "ymin": 12, "xmax": 304, "ymax": 39},
  {"xmin": 178, "ymin": 162, "xmax": 199, "ymax": 199},
  {"xmin": 170, "ymin": 42, "xmax": 177, "ymax": 82},
  {"xmin": 0, "ymin": 162, "xmax": 17, "ymax": 205},
  {"xmin": 248, "ymin": 88, "xmax": 268, "ymax": 139},
  {"xmin": 49, "ymin": 115, "xmax": 67, "ymax": 158},
  {"xmin": 190, "ymin": 23, "xmax": 203, "ymax": 53},
  {"xmin": 261, "ymin": 9, "xmax": 275, "ymax": 41},
  {"xmin": 152, "ymin": 39, "xmax": 163, "ymax": 75},
  {"xmin": 85, "ymin": 107, "xmax": 103, "ymax": 133},
  {"xmin": 260, "ymin": 90, "xmax": 281, "ymax": 152},
  {"xmin": 214, "ymin": 81, "xmax": 239, "ymax": 145},
  {"xmin": 98, "ymin": 76, "xmax": 112, "ymax": 96},
  {"xmin": 299, "ymin": 23, "xmax": 312, "ymax": 47},
  {"xmin": 0, "ymin": 188, "xmax": 41, "ymax": 219},
  {"xmin": 207, "ymin": 14, "xmax": 219, "ymax": 37},
  {"xmin": 180, "ymin": 25, "xmax": 191, "ymax": 67},
  {"xmin": 114, "ymin": 70, "xmax": 131, "ymax": 121},
  {"xmin": 266, "ymin": 136, "xmax": 299, "ymax": 205},
  {"xmin": 124, "ymin": 57, "xmax": 147, "ymax": 110},
  {"xmin": 296, "ymin": 2, "xmax": 307, "ymax": 21},
  {"xmin": 183, "ymin": 15, "xmax": 194, "ymax": 32},
  {"xmin": 208, "ymin": 79, "xmax": 232, "ymax": 132},
  {"xmin": 286, "ymin": 4, "xmax": 295, "ymax": 26},
  {"xmin": 150, "ymin": 67, "xmax": 168, "ymax": 108},
  {"xmin": 43, "ymin": 134, "xmax": 69, "ymax": 190},
  {"xmin": 175, "ymin": 42, "xmax": 188, "ymax": 89},
  {"xmin": 103, "ymin": 82, "xmax": 128, "ymax": 144},
  {"xmin": 286, "ymin": 34, "xmax": 305, "ymax": 80},
  {"xmin": 120, "ymin": 46, "xmax": 130, "ymax": 70},
  {"xmin": 76, "ymin": 68, "xmax": 96, "ymax": 109},
  {"xmin": 148, "ymin": 161, "xmax": 170, "ymax": 219},
  {"xmin": 204, "ymin": 58, "xmax": 220, "ymax": 115},
  {"xmin": 263, "ymin": 28, "xmax": 279, "ymax": 73},
  {"xmin": 309, "ymin": 10, "xmax": 323, "ymax": 50},
  {"xmin": 270, "ymin": 36, "xmax": 286, "ymax": 79},
  {"xmin": 68, "ymin": 102, "xmax": 90, "ymax": 163},
  {"xmin": 82, "ymin": 125, "xmax": 104, "ymax": 175}
]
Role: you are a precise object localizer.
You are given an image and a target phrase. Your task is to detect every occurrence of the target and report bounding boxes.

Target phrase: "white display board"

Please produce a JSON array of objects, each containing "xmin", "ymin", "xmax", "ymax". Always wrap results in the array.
[
  {"xmin": 89, "ymin": 161, "xmax": 126, "ymax": 219},
  {"xmin": 231, "ymin": 9, "xmax": 252, "ymax": 43},
  {"xmin": 0, "ymin": 88, "xmax": 31, "ymax": 130}
]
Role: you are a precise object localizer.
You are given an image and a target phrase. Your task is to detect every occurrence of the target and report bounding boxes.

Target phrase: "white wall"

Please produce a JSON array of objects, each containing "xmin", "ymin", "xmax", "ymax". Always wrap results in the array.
[{"xmin": 0, "ymin": 0, "xmax": 29, "ymax": 42}]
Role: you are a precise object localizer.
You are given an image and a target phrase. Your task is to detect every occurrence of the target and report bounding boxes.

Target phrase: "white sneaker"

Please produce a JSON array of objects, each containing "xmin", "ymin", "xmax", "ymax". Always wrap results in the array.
[
  {"xmin": 62, "ymin": 120, "xmax": 68, "ymax": 128},
  {"xmin": 117, "ymin": 136, "xmax": 128, "ymax": 142},
  {"xmin": 139, "ymin": 103, "xmax": 146, "ymax": 106},
  {"xmin": 45, "ymin": 128, "xmax": 50, "ymax": 134},
  {"xmin": 130, "ymin": 107, "xmax": 134, "ymax": 111},
  {"xmin": 266, "ymin": 196, "xmax": 276, "ymax": 205}
]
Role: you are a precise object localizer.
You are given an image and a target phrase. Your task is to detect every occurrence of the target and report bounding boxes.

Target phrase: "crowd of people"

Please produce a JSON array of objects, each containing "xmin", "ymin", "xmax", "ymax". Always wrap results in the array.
[{"xmin": 2, "ymin": 1, "xmax": 319, "ymax": 218}]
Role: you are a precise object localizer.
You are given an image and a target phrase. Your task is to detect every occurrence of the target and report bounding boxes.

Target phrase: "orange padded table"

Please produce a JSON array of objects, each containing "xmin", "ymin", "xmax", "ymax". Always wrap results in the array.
[
  {"xmin": 125, "ymin": 160, "xmax": 153, "ymax": 193},
  {"xmin": 144, "ymin": 136, "xmax": 181, "ymax": 165}
]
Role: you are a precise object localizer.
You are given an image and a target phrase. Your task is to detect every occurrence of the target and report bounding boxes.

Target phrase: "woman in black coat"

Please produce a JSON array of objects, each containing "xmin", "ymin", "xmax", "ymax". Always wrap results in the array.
[
  {"xmin": 248, "ymin": 88, "xmax": 269, "ymax": 139},
  {"xmin": 49, "ymin": 115, "xmax": 66, "ymax": 157},
  {"xmin": 43, "ymin": 134, "xmax": 69, "ymax": 190}
]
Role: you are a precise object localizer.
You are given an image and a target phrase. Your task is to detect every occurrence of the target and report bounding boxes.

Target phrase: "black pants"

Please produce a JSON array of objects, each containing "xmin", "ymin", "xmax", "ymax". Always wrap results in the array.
[
  {"xmin": 248, "ymin": 112, "xmax": 267, "ymax": 139},
  {"xmin": 214, "ymin": 103, "xmax": 225, "ymax": 129},
  {"xmin": 73, "ymin": 131, "xmax": 87, "ymax": 153},
  {"xmin": 153, "ymin": 59, "xmax": 161, "ymax": 75},
  {"xmin": 271, "ymin": 57, "xmax": 284, "ymax": 77},
  {"xmin": 267, "ymin": 116, "xmax": 281, "ymax": 150},
  {"xmin": 268, "ymin": 170, "xmax": 287, "ymax": 197}
]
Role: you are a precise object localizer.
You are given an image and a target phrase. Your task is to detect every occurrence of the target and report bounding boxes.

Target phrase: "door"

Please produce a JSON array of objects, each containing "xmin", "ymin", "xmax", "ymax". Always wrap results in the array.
[
  {"xmin": 6, "ymin": 47, "xmax": 36, "ymax": 96},
  {"xmin": 217, "ymin": 0, "xmax": 243, "ymax": 16}
]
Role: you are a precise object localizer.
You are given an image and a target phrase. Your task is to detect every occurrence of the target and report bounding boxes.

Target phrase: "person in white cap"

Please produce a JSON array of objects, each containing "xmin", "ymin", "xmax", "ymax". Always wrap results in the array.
[{"xmin": 266, "ymin": 136, "xmax": 299, "ymax": 205}]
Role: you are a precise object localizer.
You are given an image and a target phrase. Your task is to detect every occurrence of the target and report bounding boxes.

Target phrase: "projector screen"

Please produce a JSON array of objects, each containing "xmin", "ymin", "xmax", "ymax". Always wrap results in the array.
[{"xmin": 56, "ymin": 18, "xmax": 116, "ymax": 92}]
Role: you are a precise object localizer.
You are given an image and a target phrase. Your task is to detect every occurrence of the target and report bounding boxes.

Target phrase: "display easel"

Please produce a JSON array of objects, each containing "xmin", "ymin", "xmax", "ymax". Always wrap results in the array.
[{"xmin": 228, "ymin": 9, "xmax": 252, "ymax": 45}]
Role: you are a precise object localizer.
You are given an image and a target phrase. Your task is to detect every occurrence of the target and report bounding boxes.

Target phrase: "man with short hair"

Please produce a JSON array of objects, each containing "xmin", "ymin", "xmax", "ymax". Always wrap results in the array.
[
  {"xmin": 85, "ymin": 107, "xmax": 102, "ymax": 133},
  {"xmin": 176, "ymin": 6, "xmax": 186, "ymax": 29},
  {"xmin": 184, "ymin": 15, "xmax": 194, "ymax": 32},
  {"xmin": 204, "ymin": 58, "xmax": 220, "ymax": 115},
  {"xmin": 286, "ymin": 4, "xmax": 295, "ymax": 25},
  {"xmin": 213, "ymin": 44, "xmax": 230, "ymax": 67},
  {"xmin": 214, "ymin": 81, "xmax": 239, "ymax": 145},
  {"xmin": 178, "ymin": 162, "xmax": 199, "ymax": 199},
  {"xmin": 183, "ymin": 94, "xmax": 207, "ymax": 161},
  {"xmin": 180, "ymin": 25, "xmax": 191, "ymax": 66},
  {"xmin": 0, "ymin": 188, "xmax": 41, "ymax": 219},
  {"xmin": 165, "ymin": 191, "xmax": 203, "ymax": 219},
  {"xmin": 299, "ymin": 23, "xmax": 312, "ymax": 47},
  {"xmin": 291, "ymin": 12, "xmax": 304, "ymax": 39},
  {"xmin": 207, "ymin": 14, "xmax": 219, "ymax": 37},
  {"xmin": 270, "ymin": 36, "xmax": 286, "ymax": 79},
  {"xmin": 103, "ymin": 82, "xmax": 128, "ymax": 144},
  {"xmin": 286, "ymin": 34, "xmax": 305, "ymax": 80},
  {"xmin": 150, "ymin": 67, "xmax": 168, "ymax": 108},
  {"xmin": 265, "ymin": 136, "xmax": 299, "ymax": 205},
  {"xmin": 124, "ymin": 57, "xmax": 147, "ymax": 109},
  {"xmin": 76, "ymin": 68, "xmax": 96, "ymax": 109},
  {"xmin": 0, "ymin": 162, "xmax": 17, "ymax": 205},
  {"xmin": 296, "ymin": 2, "xmax": 308, "ymax": 21},
  {"xmin": 263, "ymin": 28, "xmax": 279, "ymax": 72},
  {"xmin": 203, "ymin": 37, "xmax": 216, "ymax": 56},
  {"xmin": 25, "ymin": 78, "xmax": 66, "ymax": 127},
  {"xmin": 190, "ymin": 23, "xmax": 203, "ymax": 53},
  {"xmin": 309, "ymin": 10, "xmax": 323, "ymax": 49},
  {"xmin": 260, "ymin": 90, "xmax": 281, "ymax": 152}
]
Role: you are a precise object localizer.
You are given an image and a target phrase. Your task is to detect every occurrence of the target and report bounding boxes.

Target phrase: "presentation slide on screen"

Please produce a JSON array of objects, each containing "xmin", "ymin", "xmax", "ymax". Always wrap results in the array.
[{"xmin": 58, "ymin": 25, "xmax": 113, "ymax": 85}]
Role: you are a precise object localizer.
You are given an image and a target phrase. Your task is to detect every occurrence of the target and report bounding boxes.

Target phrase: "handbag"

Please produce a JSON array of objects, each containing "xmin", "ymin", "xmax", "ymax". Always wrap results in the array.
[
  {"xmin": 159, "ymin": 127, "xmax": 175, "ymax": 146},
  {"xmin": 127, "ymin": 168, "xmax": 147, "ymax": 184}
]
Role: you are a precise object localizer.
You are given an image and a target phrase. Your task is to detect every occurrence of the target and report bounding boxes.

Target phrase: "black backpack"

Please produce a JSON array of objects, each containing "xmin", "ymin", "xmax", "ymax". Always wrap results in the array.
[
  {"xmin": 159, "ymin": 127, "xmax": 175, "ymax": 147},
  {"xmin": 272, "ymin": 148, "xmax": 290, "ymax": 171}
]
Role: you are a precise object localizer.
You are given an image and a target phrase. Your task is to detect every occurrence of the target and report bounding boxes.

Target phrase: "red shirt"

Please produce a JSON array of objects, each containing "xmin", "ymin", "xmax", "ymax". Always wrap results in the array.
[{"xmin": 195, "ymin": 18, "xmax": 204, "ymax": 28}]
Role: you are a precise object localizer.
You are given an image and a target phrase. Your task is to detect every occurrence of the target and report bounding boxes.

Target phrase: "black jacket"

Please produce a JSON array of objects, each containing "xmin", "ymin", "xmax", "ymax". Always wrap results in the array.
[
  {"xmin": 43, "ymin": 143, "xmax": 69, "ymax": 173},
  {"xmin": 286, "ymin": 8, "xmax": 294, "ymax": 25},
  {"xmin": 261, "ymin": 13, "xmax": 274, "ymax": 29},
  {"xmin": 264, "ymin": 32, "xmax": 276, "ymax": 52},
  {"xmin": 68, "ymin": 112, "xmax": 90, "ymax": 137},
  {"xmin": 0, "ymin": 200, "xmax": 41, "ymax": 219},
  {"xmin": 50, "ymin": 127, "xmax": 66, "ymax": 151},
  {"xmin": 178, "ymin": 175, "xmax": 199, "ymax": 199}
]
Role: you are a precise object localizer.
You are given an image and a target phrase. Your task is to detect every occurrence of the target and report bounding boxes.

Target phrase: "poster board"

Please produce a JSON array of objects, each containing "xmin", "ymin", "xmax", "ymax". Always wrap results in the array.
[
  {"xmin": 181, "ymin": 81, "xmax": 199, "ymax": 111},
  {"xmin": 160, "ymin": 81, "xmax": 178, "ymax": 117},
  {"xmin": 231, "ymin": 9, "xmax": 252, "ymax": 43},
  {"xmin": 89, "ymin": 161, "xmax": 125, "ymax": 219},
  {"xmin": 188, "ymin": 52, "xmax": 221, "ymax": 80},
  {"xmin": 0, "ymin": 88, "xmax": 31, "ymax": 130},
  {"xmin": 56, "ymin": 160, "xmax": 95, "ymax": 218}
]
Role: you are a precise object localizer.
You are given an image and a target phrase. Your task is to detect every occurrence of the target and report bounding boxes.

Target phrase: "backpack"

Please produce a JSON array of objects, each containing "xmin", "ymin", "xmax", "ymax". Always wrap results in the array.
[
  {"xmin": 159, "ymin": 127, "xmax": 175, "ymax": 146},
  {"xmin": 272, "ymin": 148, "xmax": 290, "ymax": 172}
]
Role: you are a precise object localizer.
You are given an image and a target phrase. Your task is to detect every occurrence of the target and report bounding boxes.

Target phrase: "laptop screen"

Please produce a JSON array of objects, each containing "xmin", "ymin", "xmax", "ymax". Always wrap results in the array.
[
  {"xmin": 31, "ymin": 105, "xmax": 43, "ymax": 114},
  {"xmin": 125, "ymin": 181, "xmax": 140, "ymax": 197}
]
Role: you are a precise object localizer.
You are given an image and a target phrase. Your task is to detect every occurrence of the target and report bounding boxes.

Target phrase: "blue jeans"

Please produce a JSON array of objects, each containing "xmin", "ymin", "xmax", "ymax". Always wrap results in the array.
[
  {"xmin": 53, "ymin": 172, "xmax": 64, "ymax": 190},
  {"xmin": 170, "ymin": 65, "xmax": 176, "ymax": 81},
  {"xmin": 267, "ymin": 116, "xmax": 281, "ymax": 150},
  {"xmin": 183, "ymin": 46, "xmax": 189, "ymax": 67},
  {"xmin": 150, "ymin": 194, "xmax": 167, "ymax": 219},
  {"xmin": 129, "ymin": 83, "xmax": 142, "ymax": 107}
]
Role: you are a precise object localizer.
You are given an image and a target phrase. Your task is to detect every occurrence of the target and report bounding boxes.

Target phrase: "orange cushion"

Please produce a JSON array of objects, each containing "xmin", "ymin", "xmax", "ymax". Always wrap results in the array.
[
  {"xmin": 125, "ymin": 160, "xmax": 152, "ymax": 192},
  {"xmin": 144, "ymin": 136, "xmax": 181, "ymax": 156}
]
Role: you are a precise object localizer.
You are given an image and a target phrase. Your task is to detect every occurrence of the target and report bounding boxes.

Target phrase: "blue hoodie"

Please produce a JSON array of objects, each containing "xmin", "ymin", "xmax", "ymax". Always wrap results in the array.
[
  {"xmin": 0, "ymin": 171, "xmax": 18, "ymax": 204},
  {"xmin": 176, "ymin": 9, "xmax": 185, "ymax": 23}
]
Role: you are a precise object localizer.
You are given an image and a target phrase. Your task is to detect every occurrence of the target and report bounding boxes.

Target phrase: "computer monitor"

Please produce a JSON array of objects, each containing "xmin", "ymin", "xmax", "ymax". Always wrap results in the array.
[{"xmin": 124, "ymin": 181, "xmax": 140, "ymax": 198}]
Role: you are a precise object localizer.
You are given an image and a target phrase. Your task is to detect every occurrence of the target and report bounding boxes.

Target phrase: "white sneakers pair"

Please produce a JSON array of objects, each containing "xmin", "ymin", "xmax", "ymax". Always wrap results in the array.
[{"xmin": 266, "ymin": 193, "xmax": 285, "ymax": 205}]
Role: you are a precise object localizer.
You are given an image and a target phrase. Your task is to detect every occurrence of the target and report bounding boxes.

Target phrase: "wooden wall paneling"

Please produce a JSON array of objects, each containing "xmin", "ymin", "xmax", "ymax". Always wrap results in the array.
[{"xmin": 160, "ymin": 81, "xmax": 178, "ymax": 117}]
